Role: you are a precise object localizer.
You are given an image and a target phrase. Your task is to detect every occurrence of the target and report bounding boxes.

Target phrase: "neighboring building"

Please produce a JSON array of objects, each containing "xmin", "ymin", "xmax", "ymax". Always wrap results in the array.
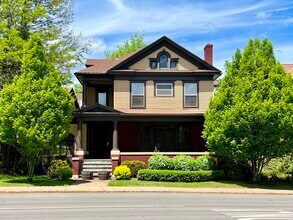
[
  {"xmin": 71, "ymin": 36, "xmax": 221, "ymax": 176},
  {"xmin": 282, "ymin": 64, "xmax": 293, "ymax": 77}
]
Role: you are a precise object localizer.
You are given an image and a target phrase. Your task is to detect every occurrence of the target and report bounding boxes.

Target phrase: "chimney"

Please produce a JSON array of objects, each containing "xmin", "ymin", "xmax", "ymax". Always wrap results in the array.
[{"xmin": 204, "ymin": 44, "xmax": 213, "ymax": 65}]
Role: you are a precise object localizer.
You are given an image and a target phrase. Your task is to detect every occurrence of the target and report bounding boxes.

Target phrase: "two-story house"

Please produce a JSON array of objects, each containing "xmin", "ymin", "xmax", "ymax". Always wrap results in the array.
[{"xmin": 71, "ymin": 36, "xmax": 221, "ymax": 176}]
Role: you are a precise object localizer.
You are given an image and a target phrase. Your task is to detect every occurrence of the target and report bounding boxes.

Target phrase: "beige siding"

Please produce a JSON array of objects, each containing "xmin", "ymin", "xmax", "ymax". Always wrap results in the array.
[
  {"xmin": 198, "ymin": 81, "xmax": 214, "ymax": 110},
  {"xmin": 114, "ymin": 80, "xmax": 130, "ymax": 108},
  {"xmin": 130, "ymin": 46, "xmax": 198, "ymax": 70},
  {"xmin": 147, "ymin": 80, "xmax": 183, "ymax": 109},
  {"xmin": 87, "ymin": 87, "xmax": 95, "ymax": 106},
  {"xmin": 69, "ymin": 124, "xmax": 77, "ymax": 137}
]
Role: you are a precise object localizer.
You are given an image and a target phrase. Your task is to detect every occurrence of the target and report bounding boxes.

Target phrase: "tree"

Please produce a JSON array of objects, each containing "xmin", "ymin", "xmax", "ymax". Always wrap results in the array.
[
  {"xmin": 0, "ymin": 0, "xmax": 89, "ymax": 87},
  {"xmin": 203, "ymin": 38, "xmax": 293, "ymax": 182},
  {"xmin": 104, "ymin": 33, "xmax": 147, "ymax": 59},
  {"xmin": 0, "ymin": 36, "xmax": 74, "ymax": 182}
]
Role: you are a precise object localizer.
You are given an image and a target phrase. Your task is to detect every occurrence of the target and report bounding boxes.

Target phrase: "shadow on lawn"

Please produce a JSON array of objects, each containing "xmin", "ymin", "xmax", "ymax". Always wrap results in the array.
[
  {"xmin": 216, "ymin": 180, "xmax": 293, "ymax": 190},
  {"xmin": 3, "ymin": 176, "xmax": 75, "ymax": 186}
]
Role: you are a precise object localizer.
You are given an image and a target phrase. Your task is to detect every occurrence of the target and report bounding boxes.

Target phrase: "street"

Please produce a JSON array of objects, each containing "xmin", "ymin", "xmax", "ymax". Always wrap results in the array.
[{"xmin": 0, "ymin": 193, "xmax": 292, "ymax": 219}]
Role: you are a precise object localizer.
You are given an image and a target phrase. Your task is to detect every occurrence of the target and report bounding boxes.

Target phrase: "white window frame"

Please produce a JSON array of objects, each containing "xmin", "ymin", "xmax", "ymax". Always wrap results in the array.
[
  {"xmin": 184, "ymin": 82, "xmax": 198, "ymax": 108},
  {"xmin": 131, "ymin": 82, "xmax": 145, "ymax": 108},
  {"xmin": 155, "ymin": 83, "xmax": 173, "ymax": 97}
]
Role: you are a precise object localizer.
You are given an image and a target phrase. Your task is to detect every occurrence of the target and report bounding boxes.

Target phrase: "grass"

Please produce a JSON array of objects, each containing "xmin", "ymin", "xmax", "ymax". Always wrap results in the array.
[
  {"xmin": 108, "ymin": 179, "xmax": 293, "ymax": 190},
  {"xmin": 0, "ymin": 174, "xmax": 74, "ymax": 187}
]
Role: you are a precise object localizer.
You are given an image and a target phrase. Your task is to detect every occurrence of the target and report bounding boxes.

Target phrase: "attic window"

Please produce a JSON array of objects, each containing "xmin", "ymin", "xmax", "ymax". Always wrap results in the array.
[
  {"xmin": 149, "ymin": 51, "xmax": 178, "ymax": 69},
  {"xmin": 159, "ymin": 54, "xmax": 168, "ymax": 68}
]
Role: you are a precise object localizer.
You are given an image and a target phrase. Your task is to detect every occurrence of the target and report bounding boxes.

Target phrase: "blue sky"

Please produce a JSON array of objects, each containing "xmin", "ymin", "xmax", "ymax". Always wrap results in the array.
[{"xmin": 72, "ymin": 0, "xmax": 293, "ymax": 73}]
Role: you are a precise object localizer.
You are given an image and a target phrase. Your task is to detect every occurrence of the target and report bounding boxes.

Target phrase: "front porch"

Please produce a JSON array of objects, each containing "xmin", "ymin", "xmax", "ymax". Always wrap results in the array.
[{"xmin": 71, "ymin": 104, "xmax": 208, "ymax": 177}]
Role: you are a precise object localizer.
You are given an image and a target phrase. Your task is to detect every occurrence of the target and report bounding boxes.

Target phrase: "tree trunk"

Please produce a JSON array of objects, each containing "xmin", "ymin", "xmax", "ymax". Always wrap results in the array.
[{"xmin": 27, "ymin": 161, "xmax": 35, "ymax": 182}]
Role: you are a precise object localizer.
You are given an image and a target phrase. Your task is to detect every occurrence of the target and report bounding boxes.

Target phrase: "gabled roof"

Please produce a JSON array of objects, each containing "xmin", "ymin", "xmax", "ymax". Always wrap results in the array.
[
  {"xmin": 74, "ymin": 103, "xmax": 121, "ymax": 113},
  {"xmin": 76, "ymin": 51, "xmax": 138, "ymax": 75},
  {"xmin": 110, "ymin": 36, "xmax": 220, "ymax": 73},
  {"xmin": 75, "ymin": 36, "xmax": 221, "ymax": 77}
]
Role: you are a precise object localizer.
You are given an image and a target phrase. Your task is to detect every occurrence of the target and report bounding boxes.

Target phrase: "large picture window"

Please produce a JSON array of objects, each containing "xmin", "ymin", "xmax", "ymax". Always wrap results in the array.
[
  {"xmin": 131, "ymin": 82, "xmax": 145, "ymax": 108},
  {"xmin": 184, "ymin": 82, "xmax": 198, "ymax": 107},
  {"xmin": 155, "ymin": 83, "xmax": 173, "ymax": 96}
]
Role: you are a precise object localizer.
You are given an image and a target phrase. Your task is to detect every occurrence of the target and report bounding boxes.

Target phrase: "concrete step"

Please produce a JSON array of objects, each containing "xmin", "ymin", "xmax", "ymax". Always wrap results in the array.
[
  {"xmin": 83, "ymin": 164, "xmax": 112, "ymax": 169},
  {"xmin": 83, "ymin": 162, "xmax": 112, "ymax": 166},
  {"xmin": 83, "ymin": 159, "xmax": 111, "ymax": 163},
  {"xmin": 83, "ymin": 161, "xmax": 112, "ymax": 165}
]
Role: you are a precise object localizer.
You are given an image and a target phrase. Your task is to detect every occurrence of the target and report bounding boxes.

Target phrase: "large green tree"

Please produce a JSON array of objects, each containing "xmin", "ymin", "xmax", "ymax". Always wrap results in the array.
[
  {"xmin": 203, "ymin": 38, "xmax": 293, "ymax": 182},
  {"xmin": 104, "ymin": 33, "xmax": 147, "ymax": 59},
  {"xmin": 0, "ymin": 36, "xmax": 74, "ymax": 181},
  {"xmin": 0, "ymin": 0, "xmax": 89, "ymax": 87}
]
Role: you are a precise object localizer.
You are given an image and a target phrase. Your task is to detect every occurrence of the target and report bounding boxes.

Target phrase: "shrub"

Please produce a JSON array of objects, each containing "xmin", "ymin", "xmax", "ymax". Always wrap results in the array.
[
  {"xmin": 172, "ymin": 155, "xmax": 197, "ymax": 171},
  {"xmin": 137, "ymin": 169, "xmax": 225, "ymax": 182},
  {"xmin": 148, "ymin": 154, "xmax": 174, "ymax": 170},
  {"xmin": 195, "ymin": 156, "xmax": 216, "ymax": 170},
  {"xmin": 262, "ymin": 154, "xmax": 293, "ymax": 183},
  {"xmin": 113, "ymin": 165, "xmax": 131, "ymax": 180},
  {"xmin": 57, "ymin": 165, "xmax": 73, "ymax": 180},
  {"xmin": 48, "ymin": 159, "xmax": 68, "ymax": 179},
  {"xmin": 121, "ymin": 160, "xmax": 147, "ymax": 177}
]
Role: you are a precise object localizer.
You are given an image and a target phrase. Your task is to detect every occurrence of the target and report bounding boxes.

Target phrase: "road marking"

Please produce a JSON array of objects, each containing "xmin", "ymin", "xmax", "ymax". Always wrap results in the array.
[
  {"xmin": 212, "ymin": 208, "xmax": 293, "ymax": 220},
  {"xmin": 0, "ymin": 204, "xmax": 185, "ymax": 211}
]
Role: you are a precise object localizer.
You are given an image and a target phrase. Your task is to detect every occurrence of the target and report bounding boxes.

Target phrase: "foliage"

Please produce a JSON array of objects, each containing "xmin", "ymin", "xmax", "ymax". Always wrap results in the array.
[
  {"xmin": 262, "ymin": 154, "xmax": 293, "ymax": 183},
  {"xmin": 48, "ymin": 159, "xmax": 69, "ymax": 179},
  {"xmin": 172, "ymin": 155, "xmax": 197, "ymax": 171},
  {"xmin": 0, "ymin": 37, "xmax": 74, "ymax": 182},
  {"xmin": 0, "ymin": 0, "xmax": 89, "ymax": 87},
  {"xmin": 73, "ymin": 83, "xmax": 82, "ymax": 94},
  {"xmin": 113, "ymin": 165, "xmax": 131, "ymax": 180},
  {"xmin": 195, "ymin": 156, "xmax": 216, "ymax": 171},
  {"xmin": 121, "ymin": 160, "xmax": 147, "ymax": 177},
  {"xmin": 57, "ymin": 165, "xmax": 72, "ymax": 180},
  {"xmin": 148, "ymin": 154, "xmax": 174, "ymax": 170},
  {"xmin": 203, "ymin": 38, "xmax": 293, "ymax": 182},
  {"xmin": 104, "ymin": 33, "xmax": 147, "ymax": 59},
  {"xmin": 137, "ymin": 169, "xmax": 225, "ymax": 182}
]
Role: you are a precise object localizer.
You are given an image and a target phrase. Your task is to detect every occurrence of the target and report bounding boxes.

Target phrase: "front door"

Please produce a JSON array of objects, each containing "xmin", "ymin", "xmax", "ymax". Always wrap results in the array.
[{"xmin": 87, "ymin": 122, "xmax": 112, "ymax": 159}]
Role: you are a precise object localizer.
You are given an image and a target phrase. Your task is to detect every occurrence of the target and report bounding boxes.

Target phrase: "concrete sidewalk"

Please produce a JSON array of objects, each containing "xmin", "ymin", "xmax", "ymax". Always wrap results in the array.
[{"xmin": 0, "ymin": 179, "xmax": 293, "ymax": 195}]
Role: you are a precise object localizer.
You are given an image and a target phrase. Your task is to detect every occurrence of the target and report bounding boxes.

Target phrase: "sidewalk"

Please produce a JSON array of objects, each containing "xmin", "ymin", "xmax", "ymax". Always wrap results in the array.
[{"xmin": 0, "ymin": 179, "xmax": 293, "ymax": 194}]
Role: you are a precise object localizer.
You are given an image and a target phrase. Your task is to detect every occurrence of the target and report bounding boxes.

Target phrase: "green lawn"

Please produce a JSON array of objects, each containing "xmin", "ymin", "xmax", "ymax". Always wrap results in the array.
[
  {"xmin": 0, "ymin": 174, "xmax": 74, "ymax": 187},
  {"xmin": 108, "ymin": 179, "xmax": 293, "ymax": 190}
]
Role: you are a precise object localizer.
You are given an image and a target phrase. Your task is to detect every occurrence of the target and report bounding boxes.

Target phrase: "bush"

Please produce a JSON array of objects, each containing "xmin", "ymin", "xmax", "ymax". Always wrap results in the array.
[
  {"xmin": 148, "ymin": 154, "xmax": 174, "ymax": 170},
  {"xmin": 195, "ymin": 156, "xmax": 216, "ymax": 170},
  {"xmin": 48, "ymin": 159, "xmax": 68, "ymax": 179},
  {"xmin": 137, "ymin": 169, "xmax": 225, "ymax": 182},
  {"xmin": 262, "ymin": 154, "xmax": 293, "ymax": 183},
  {"xmin": 113, "ymin": 165, "xmax": 131, "ymax": 180},
  {"xmin": 121, "ymin": 160, "xmax": 147, "ymax": 177},
  {"xmin": 172, "ymin": 155, "xmax": 197, "ymax": 171},
  {"xmin": 226, "ymin": 166, "xmax": 245, "ymax": 181},
  {"xmin": 57, "ymin": 165, "xmax": 73, "ymax": 180}
]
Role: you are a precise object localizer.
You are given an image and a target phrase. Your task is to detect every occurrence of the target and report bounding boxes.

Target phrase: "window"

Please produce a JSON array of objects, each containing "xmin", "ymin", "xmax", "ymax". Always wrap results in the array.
[
  {"xmin": 131, "ymin": 82, "xmax": 145, "ymax": 108},
  {"xmin": 184, "ymin": 82, "xmax": 198, "ymax": 107},
  {"xmin": 159, "ymin": 54, "xmax": 168, "ymax": 68},
  {"xmin": 97, "ymin": 92, "xmax": 107, "ymax": 106},
  {"xmin": 170, "ymin": 59, "xmax": 178, "ymax": 69},
  {"xmin": 150, "ymin": 60, "xmax": 157, "ymax": 69},
  {"xmin": 155, "ymin": 83, "xmax": 173, "ymax": 96}
]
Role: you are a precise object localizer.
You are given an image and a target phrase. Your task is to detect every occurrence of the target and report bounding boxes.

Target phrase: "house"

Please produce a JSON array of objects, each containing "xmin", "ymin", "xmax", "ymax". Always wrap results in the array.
[
  {"xmin": 282, "ymin": 64, "xmax": 293, "ymax": 77},
  {"xmin": 70, "ymin": 36, "xmax": 221, "ymax": 177}
]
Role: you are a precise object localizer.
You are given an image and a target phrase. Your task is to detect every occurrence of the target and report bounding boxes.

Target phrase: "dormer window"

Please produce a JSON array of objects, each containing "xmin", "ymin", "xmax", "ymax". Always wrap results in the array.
[
  {"xmin": 159, "ymin": 54, "xmax": 168, "ymax": 68},
  {"xmin": 149, "ymin": 50, "xmax": 178, "ymax": 69}
]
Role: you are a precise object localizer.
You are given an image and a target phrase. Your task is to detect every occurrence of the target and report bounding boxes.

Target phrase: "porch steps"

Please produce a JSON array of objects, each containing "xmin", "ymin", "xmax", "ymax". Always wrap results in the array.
[{"xmin": 81, "ymin": 159, "xmax": 112, "ymax": 177}]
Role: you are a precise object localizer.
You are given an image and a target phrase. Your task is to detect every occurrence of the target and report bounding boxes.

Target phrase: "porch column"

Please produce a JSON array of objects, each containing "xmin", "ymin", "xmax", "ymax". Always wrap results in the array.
[
  {"xmin": 112, "ymin": 121, "xmax": 119, "ymax": 151},
  {"xmin": 111, "ymin": 121, "xmax": 120, "ymax": 172},
  {"xmin": 73, "ymin": 120, "xmax": 84, "ymax": 178},
  {"xmin": 82, "ymin": 80, "xmax": 87, "ymax": 108}
]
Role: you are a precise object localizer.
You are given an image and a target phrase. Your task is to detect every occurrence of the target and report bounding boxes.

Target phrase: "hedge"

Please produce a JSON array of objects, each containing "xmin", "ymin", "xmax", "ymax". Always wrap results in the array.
[
  {"xmin": 121, "ymin": 160, "xmax": 147, "ymax": 177},
  {"xmin": 137, "ymin": 169, "xmax": 225, "ymax": 182}
]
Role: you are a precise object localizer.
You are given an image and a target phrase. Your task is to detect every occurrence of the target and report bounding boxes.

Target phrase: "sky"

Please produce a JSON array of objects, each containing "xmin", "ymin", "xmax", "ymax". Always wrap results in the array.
[{"xmin": 72, "ymin": 0, "xmax": 293, "ymax": 74}]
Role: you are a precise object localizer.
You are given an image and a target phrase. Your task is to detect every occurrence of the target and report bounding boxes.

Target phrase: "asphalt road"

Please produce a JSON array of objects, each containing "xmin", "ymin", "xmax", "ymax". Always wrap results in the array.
[{"xmin": 0, "ymin": 193, "xmax": 292, "ymax": 220}]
